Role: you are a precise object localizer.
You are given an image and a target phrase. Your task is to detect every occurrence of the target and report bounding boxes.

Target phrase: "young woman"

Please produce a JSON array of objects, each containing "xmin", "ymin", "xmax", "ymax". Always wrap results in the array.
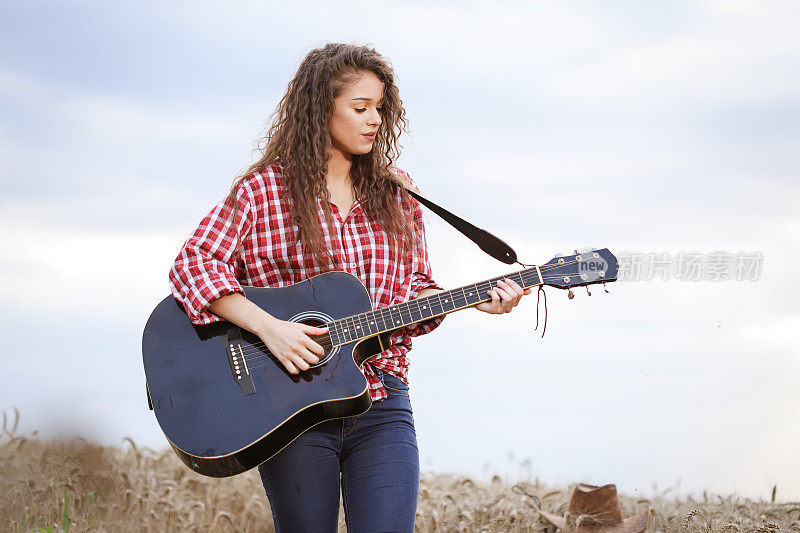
[{"xmin": 169, "ymin": 43, "xmax": 529, "ymax": 532}]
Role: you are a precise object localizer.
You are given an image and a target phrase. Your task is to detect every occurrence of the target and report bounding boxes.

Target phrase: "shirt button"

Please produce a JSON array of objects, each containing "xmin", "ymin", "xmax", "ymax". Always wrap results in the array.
[{"xmin": 350, "ymin": 262, "xmax": 357, "ymax": 269}]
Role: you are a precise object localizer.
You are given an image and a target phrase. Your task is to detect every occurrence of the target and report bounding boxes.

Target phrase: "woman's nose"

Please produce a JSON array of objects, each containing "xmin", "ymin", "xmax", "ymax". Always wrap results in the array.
[{"xmin": 367, "ymin": 108, "xmax": 381, "ymax": 126}]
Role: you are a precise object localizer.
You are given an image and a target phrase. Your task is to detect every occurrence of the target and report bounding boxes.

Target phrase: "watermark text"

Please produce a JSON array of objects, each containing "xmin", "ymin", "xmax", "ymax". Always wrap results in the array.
[{"xmin": 618, "ymin": 251, "xmax": 763, "ymax": 281}]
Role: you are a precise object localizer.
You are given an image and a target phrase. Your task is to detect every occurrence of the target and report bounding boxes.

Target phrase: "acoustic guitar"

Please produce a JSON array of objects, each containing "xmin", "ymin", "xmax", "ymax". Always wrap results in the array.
[{"xmin": 142, "ymin": 249, "xmax": 617, "ymax": 477}]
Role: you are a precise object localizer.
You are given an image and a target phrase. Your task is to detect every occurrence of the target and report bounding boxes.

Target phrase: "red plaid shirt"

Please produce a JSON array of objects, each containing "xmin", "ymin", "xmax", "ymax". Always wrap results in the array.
[{"xmin": 169, "ymin": 162, "xmax": 443, "ymax": 401}]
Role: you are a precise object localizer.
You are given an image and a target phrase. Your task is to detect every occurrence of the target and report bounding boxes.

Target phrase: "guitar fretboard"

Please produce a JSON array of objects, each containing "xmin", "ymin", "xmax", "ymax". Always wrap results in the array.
[{"xmin": 326, "ymin": 266, "xmax": 542, "ymax": 347}]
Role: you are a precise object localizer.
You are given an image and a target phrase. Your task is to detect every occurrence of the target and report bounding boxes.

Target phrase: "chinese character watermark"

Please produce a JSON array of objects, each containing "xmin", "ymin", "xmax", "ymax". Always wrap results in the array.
[{"xmin": 617, "ymin": 251, "xmax": 763, "ymax": 281}]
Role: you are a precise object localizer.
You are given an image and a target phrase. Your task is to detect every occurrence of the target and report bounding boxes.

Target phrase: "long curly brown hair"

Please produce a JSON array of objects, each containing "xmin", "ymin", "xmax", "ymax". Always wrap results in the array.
[{"xmin": 228, "ymin": 43, "xmax": 413, "ymax": 270}]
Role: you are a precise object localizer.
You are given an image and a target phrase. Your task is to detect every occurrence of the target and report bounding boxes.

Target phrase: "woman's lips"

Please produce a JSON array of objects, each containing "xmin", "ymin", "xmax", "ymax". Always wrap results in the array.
[{"xmin": 362, "ymin": 133, "xmax": 376, "ymax": 141}]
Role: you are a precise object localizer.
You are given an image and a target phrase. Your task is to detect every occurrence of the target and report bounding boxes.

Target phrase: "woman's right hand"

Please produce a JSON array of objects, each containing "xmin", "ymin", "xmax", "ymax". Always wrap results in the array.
[
  {"xmin": 207, "ymin": 293, "xmax": 328, "ymax": 375},
  {"xmin": 257, "ymin": 317, "xmax": 329, "ymax": 375}
]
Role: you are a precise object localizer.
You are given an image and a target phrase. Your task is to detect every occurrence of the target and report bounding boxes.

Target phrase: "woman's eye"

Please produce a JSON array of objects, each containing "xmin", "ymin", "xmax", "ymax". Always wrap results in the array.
[{"xmin": 355, "ymin": 108, "xmax": 367, "ymax": 113}]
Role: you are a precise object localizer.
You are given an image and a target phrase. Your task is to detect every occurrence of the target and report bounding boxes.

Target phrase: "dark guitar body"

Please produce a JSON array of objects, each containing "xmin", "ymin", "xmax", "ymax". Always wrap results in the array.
[
  {"xmin": 143, "ymin": 248, "xmax": 618, "ymax": 478},
  {"xmin": 142, "ymin": 271, "xmax": 390, "ymax": 477}
]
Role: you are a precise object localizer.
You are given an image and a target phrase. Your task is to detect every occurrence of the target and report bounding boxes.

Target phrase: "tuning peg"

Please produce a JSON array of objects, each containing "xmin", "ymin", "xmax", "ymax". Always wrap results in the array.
[
  {"xmin": 568, "ymin": 289, "xmax": 574, "ymax": 300},
  {"xmin": 586, "ymin": 286, "xmax": 592, "ymax": 296},
  {"xmin": 574, "ymin": 249, "xmax": 579, "ymax": 254},
  {"xmin": 603, "ymin": 282, "xmax": 609, "ymax": 293}
]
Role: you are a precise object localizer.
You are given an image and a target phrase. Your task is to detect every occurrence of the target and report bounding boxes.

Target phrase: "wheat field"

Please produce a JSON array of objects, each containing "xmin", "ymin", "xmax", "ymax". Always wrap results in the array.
[{"xmin": 1, "ymin": 412, "xmax": 798, "ymax": 532}]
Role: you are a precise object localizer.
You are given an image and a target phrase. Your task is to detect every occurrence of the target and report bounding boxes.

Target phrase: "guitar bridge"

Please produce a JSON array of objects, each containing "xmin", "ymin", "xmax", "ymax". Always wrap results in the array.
[{"xmin": 227, "ymin": 327, "xmax": 255, "ymax": 396}]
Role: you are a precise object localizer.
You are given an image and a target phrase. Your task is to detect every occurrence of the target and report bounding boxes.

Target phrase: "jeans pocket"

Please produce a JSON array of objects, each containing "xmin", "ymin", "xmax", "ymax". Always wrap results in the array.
[{"xmin": 377, "ymin": 369, "xmax": 409, "ymax": 395}]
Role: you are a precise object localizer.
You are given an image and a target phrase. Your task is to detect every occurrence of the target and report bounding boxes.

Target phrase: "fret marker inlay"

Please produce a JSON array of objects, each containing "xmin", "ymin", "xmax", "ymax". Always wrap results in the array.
[{"xmin": 326, "ymin": 264, "xmax": 545, "ymax": 349}]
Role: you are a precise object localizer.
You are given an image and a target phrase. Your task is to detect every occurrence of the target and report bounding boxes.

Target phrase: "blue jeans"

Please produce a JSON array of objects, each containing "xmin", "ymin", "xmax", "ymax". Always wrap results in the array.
[{"xmin": 257, "ymin": 368, "xmax": 419, "ymax": 532}]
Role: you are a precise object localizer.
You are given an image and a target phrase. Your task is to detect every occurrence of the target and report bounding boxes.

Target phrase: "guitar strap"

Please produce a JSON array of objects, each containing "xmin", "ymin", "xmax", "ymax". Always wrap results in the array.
[
  {"xmin": 404, "ymin": 187, "xmax": 518, "ymax": 265},
  {"xmin": 404, "ymin": 186, "xmax": 549, "ymax": 337}
]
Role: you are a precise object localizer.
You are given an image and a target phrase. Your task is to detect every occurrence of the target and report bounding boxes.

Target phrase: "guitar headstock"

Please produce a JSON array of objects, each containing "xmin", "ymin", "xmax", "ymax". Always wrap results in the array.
[{"xmin": 539, "ymin": 248, "xmax": 618, "ymax": 290}]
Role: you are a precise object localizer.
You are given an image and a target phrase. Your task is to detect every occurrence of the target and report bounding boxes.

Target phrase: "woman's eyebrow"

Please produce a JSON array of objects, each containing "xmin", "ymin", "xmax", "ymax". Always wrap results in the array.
[{"xmin": 349, "ymin": 96, "xmax": 384, "ymax": 102}]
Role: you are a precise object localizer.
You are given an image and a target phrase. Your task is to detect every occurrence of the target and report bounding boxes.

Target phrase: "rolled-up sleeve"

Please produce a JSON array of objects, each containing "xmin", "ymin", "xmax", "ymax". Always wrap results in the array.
[{"xmin": 168, "ymin": 186, "xmax": 253, "ymax": 325}]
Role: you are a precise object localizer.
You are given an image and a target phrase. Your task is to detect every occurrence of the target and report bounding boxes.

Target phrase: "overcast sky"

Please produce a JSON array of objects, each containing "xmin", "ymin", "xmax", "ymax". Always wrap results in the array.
[{"xmin": 2, "ymin": 0, "xmax": 799, "ymax": 501}]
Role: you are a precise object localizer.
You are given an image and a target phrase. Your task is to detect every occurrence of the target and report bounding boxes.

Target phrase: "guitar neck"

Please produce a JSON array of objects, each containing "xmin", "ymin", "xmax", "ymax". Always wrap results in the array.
[{"xmin": 327, "ymin": 266, "xmax": 543, "ymax": 347}]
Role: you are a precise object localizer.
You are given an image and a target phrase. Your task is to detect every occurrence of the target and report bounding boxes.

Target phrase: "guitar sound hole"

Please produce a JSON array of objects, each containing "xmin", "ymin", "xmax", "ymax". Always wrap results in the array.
[{"xmin": 292, "ymin": 315, "xmax": 338, "ymax": 369}]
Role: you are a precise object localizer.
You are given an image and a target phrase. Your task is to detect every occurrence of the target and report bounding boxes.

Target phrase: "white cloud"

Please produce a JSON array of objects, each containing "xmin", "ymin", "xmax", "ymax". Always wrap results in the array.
[
  {"xmin": 0, "ymin": 223, "xmax": 180, "ymax": 322},
  {"xmin": 740, "ymin": 315, "xmax": 800, "ymax": 346},
  {"xmin": 0, "ymin": 64, "xmax": 261, "ymax": 200},
  {"xmin": 1, "ymin": 0, "xmax": 799, "ymax": 499}
]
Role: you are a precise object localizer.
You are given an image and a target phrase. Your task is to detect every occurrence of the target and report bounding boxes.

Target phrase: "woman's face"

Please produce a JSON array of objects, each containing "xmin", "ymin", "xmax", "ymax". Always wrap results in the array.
[{"xmin": 329, "ymin": 70, "xmax": 384, "ymax": 159}]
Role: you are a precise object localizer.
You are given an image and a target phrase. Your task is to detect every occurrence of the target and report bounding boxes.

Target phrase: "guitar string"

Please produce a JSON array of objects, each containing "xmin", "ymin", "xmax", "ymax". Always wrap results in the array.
[
  {"xmin": 235, "ymin": 267, "xmax": 575, "ymax": 360},
  {"xmin": 235, "ymin": 259, "xmax": 598, "ymax": 361},
  {"xmin": 239, "ymin": 254, "xmax": 592, "ymax": 360},
  {"xmin": 236, "ymin": 259, "xmax": 607, "ymax": 366},
  {"xmin": 242, "ymin": 270, "xmax": 603, "ymax": 370},
  {"xmin": 239, "ymin": 274, "xmax": 596, "ymax": 366}
]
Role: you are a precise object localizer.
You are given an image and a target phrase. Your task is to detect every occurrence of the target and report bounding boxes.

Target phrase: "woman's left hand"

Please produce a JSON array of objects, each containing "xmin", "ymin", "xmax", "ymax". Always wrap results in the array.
[{"xmin": 475, "ymin": 278, "xmax": 531, "ymax": 314}]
